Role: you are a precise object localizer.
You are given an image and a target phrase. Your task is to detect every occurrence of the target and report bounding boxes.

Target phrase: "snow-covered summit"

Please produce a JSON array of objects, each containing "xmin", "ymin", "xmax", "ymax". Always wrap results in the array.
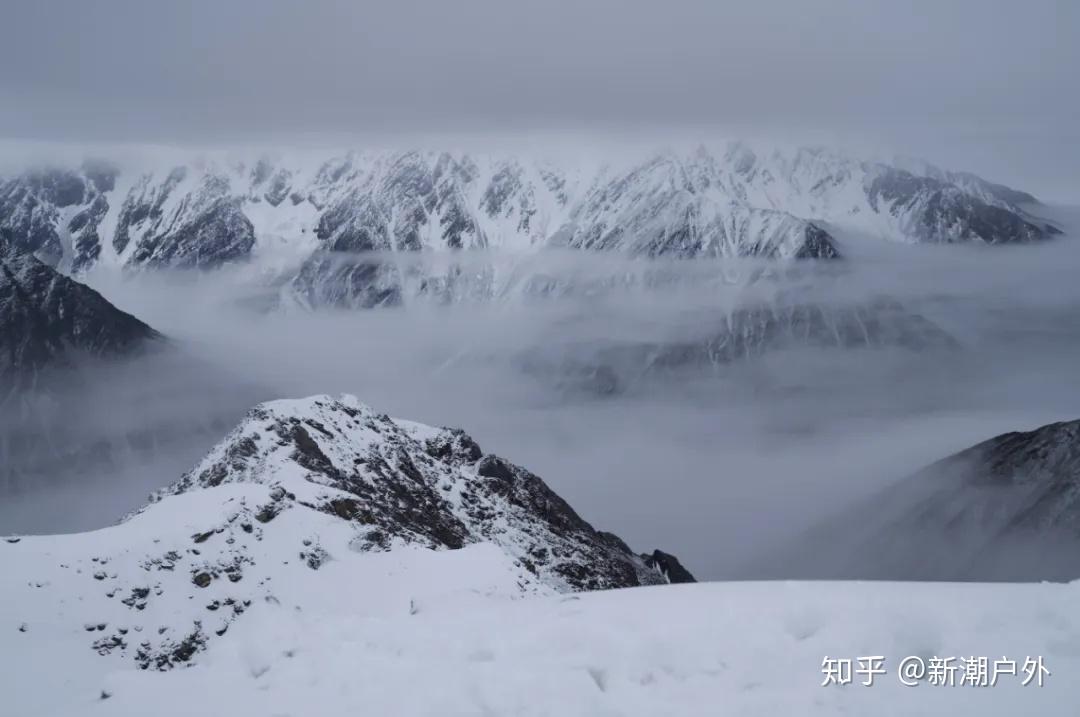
[
  {"xmin": 157, "ymin": 393, "xmax": 682, "ymax": 593},
  {"xmin": 0, "ymin": 393, "xmax": 690, "ymax": 683}
]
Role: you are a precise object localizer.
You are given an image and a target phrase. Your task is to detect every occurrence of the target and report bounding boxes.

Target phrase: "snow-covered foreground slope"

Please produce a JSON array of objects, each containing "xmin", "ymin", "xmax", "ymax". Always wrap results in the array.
[
  {"xmin": 0, "ymin": 486, "xmax": 546, "ymax": 715},
  {"xmin": 88, "ymin": 579, "xmax": 1080, "ymax": 716},
  {"xmin": 4, "ymin": 393, "xmax": 1079, "ymax": 715},
  {"xmin": 4, "ymin": 497, "xmax": 1077, "ymax": 717},
  {"xmin": 0, "ymin": 393, "xmax": 693, "ymax": 711}
]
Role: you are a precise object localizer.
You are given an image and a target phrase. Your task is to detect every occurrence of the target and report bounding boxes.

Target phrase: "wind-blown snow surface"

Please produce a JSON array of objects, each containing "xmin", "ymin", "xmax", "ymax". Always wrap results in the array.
[
  {"xmin": 4, "ymin": 491, "xmax": 1078, "ymax": 716},
  {"xmin": 2, "ymin": 385, "xmax": 1076, "ymax": 714},
  {"xmin": 0, "ymin": 391, "xmax": 698, "ymax": 714}
]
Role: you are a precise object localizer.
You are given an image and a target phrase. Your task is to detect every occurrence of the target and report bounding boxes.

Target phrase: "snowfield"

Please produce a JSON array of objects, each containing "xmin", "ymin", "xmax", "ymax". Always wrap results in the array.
[
  {"xmin": 5, "ymin": 531, "xmax": 1079, "ymax": 715},
  {"xmin": 3, "ymin": 393, "xmax": 1078, "ymax": 716},
  {"xmin": 4, "ymin": 486, "xmax": 1079, "ymax": 716}
]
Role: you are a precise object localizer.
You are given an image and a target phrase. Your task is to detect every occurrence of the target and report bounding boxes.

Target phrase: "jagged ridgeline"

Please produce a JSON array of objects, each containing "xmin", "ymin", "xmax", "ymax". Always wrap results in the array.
[
  {"xmin": 1, "ymin": 394, "xmax": 694, "ymax": 670},
  {"xmin": 0, "ymin": 145, "xmax": 1060, "ymax": 307}
]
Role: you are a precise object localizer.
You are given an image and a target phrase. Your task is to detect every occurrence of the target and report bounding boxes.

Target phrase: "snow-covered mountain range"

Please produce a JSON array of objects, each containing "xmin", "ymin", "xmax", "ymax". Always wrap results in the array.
[{"xmin": 0, "ymin": 143, "xmax": 1060, "ymax": 307}]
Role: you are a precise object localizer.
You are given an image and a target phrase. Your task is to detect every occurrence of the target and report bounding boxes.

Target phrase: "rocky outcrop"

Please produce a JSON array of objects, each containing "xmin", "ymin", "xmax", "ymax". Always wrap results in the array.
[
  {"xmin": 0, "ymin": 162, "xmax": 117, "ymax": 270},
  {"xmin": 554, "ymin": 153, "xmax": 842, "ymax": 260},
  {"xmin": 0, "ymin": 393, "xmax": 695, "ymax": 671},
  {"xmin": 160, "ymin": 394, "xmax": 685, "ymax": 593},
  {"xmin": 642, "ymin": 550, "xmax": 697, "ymax": 584},
  {"xmin": 865, "ymin": 166, "xmax": 1059, "ymax": 245},
  {"xmin": 114, "ymin": 170, "xmax": 256, "ymax": 269}
]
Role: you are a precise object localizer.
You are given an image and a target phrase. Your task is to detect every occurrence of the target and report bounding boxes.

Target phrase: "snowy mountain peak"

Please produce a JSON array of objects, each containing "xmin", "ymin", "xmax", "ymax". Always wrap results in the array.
[
  {"xmin": 157, "ymin": 393, "xmax": 679, "ymax": 593},
  {"xmin": 2, "ymin": 393, "xmax": 692, "ymax": 677}
]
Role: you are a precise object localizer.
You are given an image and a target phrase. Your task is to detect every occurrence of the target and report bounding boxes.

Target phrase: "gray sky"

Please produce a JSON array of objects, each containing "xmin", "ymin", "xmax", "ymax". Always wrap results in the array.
[{"xmin": 1, "ymin": 0, "xmax": 1077, "ymax": 199}]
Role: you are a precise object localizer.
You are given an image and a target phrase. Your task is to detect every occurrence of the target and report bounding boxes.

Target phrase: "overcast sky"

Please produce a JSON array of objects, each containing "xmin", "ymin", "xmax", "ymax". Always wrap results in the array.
[{"xmin": 0, "ymin": 0, "xmax": 1076, "ymax": 199}]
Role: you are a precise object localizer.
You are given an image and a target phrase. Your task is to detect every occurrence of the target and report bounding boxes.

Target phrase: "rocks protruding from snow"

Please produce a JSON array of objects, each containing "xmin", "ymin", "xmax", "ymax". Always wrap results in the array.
[
  {"xmin": 159, "ymin": 394, "xmax": 676, "ymax": 593},
  {"xmin": 313, "ymin": 152, "xmax": 487, "ymax": 253},
  {"xmin": 642, "ymin": 550, "xmax": 697, "ymax": 584},
  {"xmin": 864, "ymin": 166, "xmax": 1059, "ymax": 245},
  {"xmin": 289, "ymin": 252, "xmax": 403, "ymax": 309},
  {"xmin": 0, "ymin": 393, "xmax": 692, "ymax": 673},
  {"xmin": 1, "ymin": 480, "xmax": 549, "ymax": 676},
  {"xmin": 0, "ymin": 240, "xmax": 160, "ymax": 398},
  {"xmin": 0, "ymin": 162, "xmax": 118, "ymax": 271},
  {"xmin": 114, "ymin": 169, "xmax": 256, "ymax": 269},
  {"xmin": 553, "ymin": 153, "xmax": 841, "ymax": 260}
]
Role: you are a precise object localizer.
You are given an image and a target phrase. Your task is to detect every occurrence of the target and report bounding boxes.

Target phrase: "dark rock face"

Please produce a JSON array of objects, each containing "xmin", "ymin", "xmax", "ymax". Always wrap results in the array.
[
  {"xmin": 68, "ymin": 194, "xmax": 110, "ymax": 272},
  {"xmin": 866, "ymin": 166, "xmax": 1060, "ymax": 244},
  {"xmin": 0, "ymin": 239, "xmax": 160, "ymax": 399},
  {"xmin": 795, "ymin": 224, "xmax": 841, "ymax": 259},
  {"xmin": 0, "ymin": 166, "xmax": 114, "ymax": 269},
  {"xmin": 642, "ymin": 550, "xmax": 697, "ymax": 584},
  {"xmin": 290, "ymin": 252, "xmax": 403, "ymax": 309},
  {"xmin": 481, "ymin": 161, "xmax": 543, "ymax": 234},
  {"xmin": 316, "ymin": 152, "xmax": 485, "ymax": 254},
  {"xmin": 773, "ymin": 418, "xmax": 1080, "ymax": 582},
  {"xmin": 113, "ymin": 168, "xmax": 187, "ymax": 255},
  {"xmin": 161, "ymin": 394, "xmax": 687, "ymax": 592},
  {"xmin": 293, "ymin": 152, "xmax": 489, "ymax": 307},
  {"xmin": 116, "ymin": 171, "xmax": 256, "ymax": 269},
  {"xmin": 557, "ymin": 153, "xmax": 843, "ymax": 260}
]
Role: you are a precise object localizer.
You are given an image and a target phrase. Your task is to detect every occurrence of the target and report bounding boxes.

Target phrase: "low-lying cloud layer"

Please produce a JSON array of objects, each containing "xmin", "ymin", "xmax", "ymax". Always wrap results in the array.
[{"xmin": 4, "ymin": 210, "xmax": 1080, "ymax": 579}]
